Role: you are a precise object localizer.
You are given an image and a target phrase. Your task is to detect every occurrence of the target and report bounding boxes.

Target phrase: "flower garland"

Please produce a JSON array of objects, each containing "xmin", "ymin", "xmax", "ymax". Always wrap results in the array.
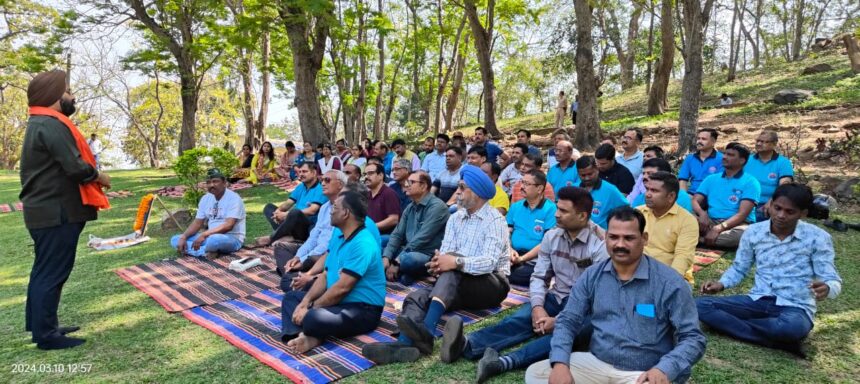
[{"xmin": 133, "ymin": 194, "xmax": 155, "ymax": 233}]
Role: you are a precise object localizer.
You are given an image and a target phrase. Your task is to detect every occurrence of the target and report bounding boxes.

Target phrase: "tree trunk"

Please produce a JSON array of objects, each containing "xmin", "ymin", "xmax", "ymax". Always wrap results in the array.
[
  {"xmin": 372, "ymin": 0, "xmax": 385, "ymax": 139},
  {"xmin": 727, "ymin": 0, "xmax": 740, "ymax": 82},
  {"xmin": 738, "ymin": 0, "xmax": 760, "ymax": 68},
  {"xmin": 384, "ymin": 44, "xmax": 406, "ymax": 139},
  {"xmin": 845, "ymin": 34, "xmax": 860, "ymax": 74},
  {"xmin": 677, "ymin": 0, "xmax": 716, "ymax": 155},
  {"xmin": 645, "ymin": 5, "xmax": 655, "ymax": 95},
  {"xmin": 647, "ymin": 0, "xmax": 674, "ymax": 116},
  {"xmin": 464, "ymin": 0, "xmax": 500, "ymax": 137},
  {"xmin": 791, "ymin": 0, "xmax": 805, "ymax": 61},
  {"xmin": 255, "ymin": 30, "xmax": 271, "ymax": 146},
  {"xmin": 280, "ymin": 4, "xmax": 331, "ymax": 145},
  {"xmin": 603, "ymin": 4, "xmax": 642, "ymax": 90},
  {"xmin": 445, "ymin": 35, "xmax": 467, "ymax": 132},
  {"xmin": 178, "ymin": 73, "xmax": 198, "ymax": 154},
  {"xmin": 572, "ymin": 0, "xmax": 601, "ymax": 151},
  {"xmin": 356, "ymin": 0, "xmax": 368, "ymax": 142},
  {"xmin": 435, "ymin": 15, "xmax": 465, "ymax": 134}
]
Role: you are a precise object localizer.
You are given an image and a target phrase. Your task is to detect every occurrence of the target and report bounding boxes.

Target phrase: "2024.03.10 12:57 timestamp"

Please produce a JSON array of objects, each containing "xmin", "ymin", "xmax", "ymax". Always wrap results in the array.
[{"xmin": 11, "ymin": 363, "xmax": 93, "ymax": 374}]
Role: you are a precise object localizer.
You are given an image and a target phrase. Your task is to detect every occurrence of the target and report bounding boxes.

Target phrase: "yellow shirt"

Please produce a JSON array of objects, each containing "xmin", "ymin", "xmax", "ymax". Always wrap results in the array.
[
  {"xmin": 489, "ymin": 185, "xmax": 510, "ymax": 214},
  {"xmin": 638, "ymin": 203, "xmax": 699, "ymax": 284}
]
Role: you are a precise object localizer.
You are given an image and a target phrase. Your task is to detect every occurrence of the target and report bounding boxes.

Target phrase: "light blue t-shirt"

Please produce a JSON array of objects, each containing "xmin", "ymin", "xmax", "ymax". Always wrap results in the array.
[
  {"xmin": 324, "ymin": 226, "xmax": 386, "ymax": 307},
  {"xmin": 696, "ymin": 171, "xmax": 761, "ymax": 223},
  {"xmin": 421, "ymin": 150, "xmax": 447, "ymax": 182},
  {"xmin": 678, "ymin": 151, "xmax": 723, "ymax": 194},
  {"xmin": 631, "ymin": 189, "xmax": 695, "ymax": 214},
  {"xmin": 547, "ymin": 162, "xmax": 580, "ymax": 194},
  {"xmin": 507, "ymin": 198, "xmax": 557, "ymax": 252},
  {"xmin": 616, "ymin": 151, "xmax": 644, "ymax": 179},
  {"xmin": 289, "ymin": 180, "xmax": 328, "ymax": 222},
  {"xmin": 744, "ymin": 153, "xmax": 794, "ymax": 204}
]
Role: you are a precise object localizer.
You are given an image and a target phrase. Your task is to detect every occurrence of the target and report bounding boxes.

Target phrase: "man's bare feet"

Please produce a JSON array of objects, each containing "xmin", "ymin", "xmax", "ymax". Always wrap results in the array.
[
  {"xmin": 255, "ymin": 236, "xmax": 272, "ymax": 247},
  {"xmin": 286, "ymin": 333, "xmax": 322, "ymax": 354}
]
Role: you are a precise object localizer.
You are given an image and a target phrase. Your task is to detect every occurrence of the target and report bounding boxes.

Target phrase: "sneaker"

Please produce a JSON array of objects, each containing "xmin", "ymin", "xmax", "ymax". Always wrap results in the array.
[
  {"xmin": 362, "ymin": 342, "xmax": 421, "ymax": 365},
  {"xmin": 476, "ymin": 348, "xmax": 504, "ymax": 383},
  {"xmin": 396, "ymin": 316, "xmax": 434, "ymax": 355},
  {"xmin": 440, "ymin": 316, "xmax": 465, "ymax": 363}
]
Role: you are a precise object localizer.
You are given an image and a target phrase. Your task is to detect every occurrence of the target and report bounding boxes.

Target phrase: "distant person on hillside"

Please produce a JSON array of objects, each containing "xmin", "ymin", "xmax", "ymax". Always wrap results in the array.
[
  {"xmin": 720, "ymin": 93, "xmax": 733, "ymax": 106},
  {"xmin": 555, "ymin": 91, "xmax": 569, "ymax": 129},
  {"xmin": 570, "ymin": 95, "xmax": 579, "ymax": 126},
  {"xmin": 87, "ymin": 133, "xmax": 103, "ymax": 170}
]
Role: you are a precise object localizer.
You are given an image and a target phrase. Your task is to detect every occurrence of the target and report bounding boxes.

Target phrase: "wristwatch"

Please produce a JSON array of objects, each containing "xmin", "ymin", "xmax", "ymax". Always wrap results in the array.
[{"xmin": 455, "ymin": 257, "xmax": 465, "ymax": 271}]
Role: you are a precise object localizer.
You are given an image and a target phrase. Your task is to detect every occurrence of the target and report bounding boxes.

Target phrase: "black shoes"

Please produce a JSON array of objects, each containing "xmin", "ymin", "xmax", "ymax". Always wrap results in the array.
[
  {"xmin": 59, "ymin": 325, "xmax": 80, "ymax": 335},
  {"xmin": 440, "ymin": 316, "xmax": 465, "ymax": 363},
  {"xmin": 361, "ymin": 342, "xmax": 421, "ymax": 365},
  {"xmin": 36, "ymin": 335, "xmax": 86, "ymax": 350},
  {"xmin": 476, "ymin": 348, "xmax": 504, "ymax": 383},
  {"xmin": 396, "ymin": 316, "xmax": 435, "ymax": 355},
  {"xmin": 823, "ymin": 219, "xmax": 848, "ymax": 232}
]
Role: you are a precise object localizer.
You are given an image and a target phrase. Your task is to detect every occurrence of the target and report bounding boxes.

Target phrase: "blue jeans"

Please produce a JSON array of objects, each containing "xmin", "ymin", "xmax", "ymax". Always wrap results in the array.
[
  {"xmin": 463, "ymin": 294, "xmax": 591, "ymax": 369},
  {"xmin": 396, "ymin": 251, "xmax": 431, "ymax": 284},
  {"xmin": 170, "ymin": 233, "xmax": 243, "ymax": 258},
  {"xmin": 696, "ymin": 295, "xmax": 813, "ymax": 350}
]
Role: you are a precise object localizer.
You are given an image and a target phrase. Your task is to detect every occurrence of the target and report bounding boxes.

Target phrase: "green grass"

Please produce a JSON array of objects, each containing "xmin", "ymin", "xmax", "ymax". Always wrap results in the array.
[{"xmin": 1, "ymin": 169, "xmax": 858, "ymax": 383}]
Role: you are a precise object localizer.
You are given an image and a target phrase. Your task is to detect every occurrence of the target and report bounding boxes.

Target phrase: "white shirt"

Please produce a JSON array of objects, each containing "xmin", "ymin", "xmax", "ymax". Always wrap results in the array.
[
  {"xmin": 317, "ymin": 155, "xmax": 342, "ymax": 173},
  {"xmin": 720, "ymin": 97, "xmax": 733, "ymax": 106},
  {"xmin": 499, "ymin": 163, "xmax": 522, "ymax": 194},
  {"xmin": 195, "ymin": 189, "xmax": 246, "ymax": 243}
]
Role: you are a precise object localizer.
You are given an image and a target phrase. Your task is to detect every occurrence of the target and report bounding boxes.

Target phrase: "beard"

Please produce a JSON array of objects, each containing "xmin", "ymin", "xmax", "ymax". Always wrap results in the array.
[{"xmin": 60, "ymin": 98, "xmax": 76, "ymax": 116}]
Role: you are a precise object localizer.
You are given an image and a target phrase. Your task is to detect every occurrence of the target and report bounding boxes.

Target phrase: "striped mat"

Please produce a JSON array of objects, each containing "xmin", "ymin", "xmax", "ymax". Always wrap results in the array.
[
  {"xmin": 693, "ymin": 248, "xmax": 726, "ymax": 272},
  {"xmin": 183, "ymin": 284, "xmax": 529, "ymax": 383},
  {"xmin": 0, "ymin": 202, "xmax": 23, "ymax": 213},
  {"xmin": 116, "ymin": 247, "xmax": 280, "ymax": 312}
]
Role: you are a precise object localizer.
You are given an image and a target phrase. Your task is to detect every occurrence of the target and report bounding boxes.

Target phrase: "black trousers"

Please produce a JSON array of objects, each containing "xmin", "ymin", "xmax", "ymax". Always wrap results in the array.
[
  {"xmin": 509, "ymin": 261, "xmax": 536, "ymax": 287},
  {"xmin": 281, "ymin": 290, "xmax": 383, "ymax": 340},
  {"xmin": 401, "ymin": 271, "xmax": 510, "ymax": 323},
  {"xmin": 264, "ymin": 204, "xmax": 311, "ymax": 242},
  {"xmin": 25, "ymin": 221, "xmax": 85, "ymax": 342}
]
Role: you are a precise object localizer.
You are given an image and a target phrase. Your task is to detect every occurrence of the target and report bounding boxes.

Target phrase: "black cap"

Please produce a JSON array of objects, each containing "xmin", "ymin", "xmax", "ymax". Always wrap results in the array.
[{"xmin": 207, "ymin": 168, "xmax": 226, "ymax": 180}]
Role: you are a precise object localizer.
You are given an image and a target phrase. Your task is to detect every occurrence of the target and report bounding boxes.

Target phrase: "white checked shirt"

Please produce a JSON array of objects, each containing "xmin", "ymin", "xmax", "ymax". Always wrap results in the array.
[{"xmin": 440, "ymin": 202, "xmax": 511, "ymax": 276}]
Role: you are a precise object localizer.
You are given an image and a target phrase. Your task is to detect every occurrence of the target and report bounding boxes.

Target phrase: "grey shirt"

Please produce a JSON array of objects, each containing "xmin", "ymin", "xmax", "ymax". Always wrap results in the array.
[
  {"xmin": 550, "ymin": 256, "xmax": 706, "ymax": 382},
  {"xmin": 382, "ymin": 193, "xmax": 450, "ymax": 260},
  {"xmin": 529, "ymin": 225, "xmax": 608, "ymax": 308}
]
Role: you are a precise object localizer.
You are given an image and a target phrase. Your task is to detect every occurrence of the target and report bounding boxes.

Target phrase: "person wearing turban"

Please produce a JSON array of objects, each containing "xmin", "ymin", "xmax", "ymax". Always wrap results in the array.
[
  {"xmin": 20, "ymin": 70, "xmax": 111, "ymax": 350},
  {"xmin": 362, "ymin": 165, "xmax": 512, "ymax": 364}
]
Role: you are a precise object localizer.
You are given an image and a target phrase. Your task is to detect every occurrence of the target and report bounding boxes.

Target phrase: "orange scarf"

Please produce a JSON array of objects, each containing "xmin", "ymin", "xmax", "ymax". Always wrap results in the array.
[{"xmin": 29, "ymin": 106, "xmax": 111, "ymax": 210}]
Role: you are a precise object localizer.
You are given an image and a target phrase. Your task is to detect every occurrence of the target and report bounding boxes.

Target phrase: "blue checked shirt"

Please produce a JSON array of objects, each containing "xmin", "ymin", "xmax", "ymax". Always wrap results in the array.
[
  {"xmin": 440, "ymin": 202, "xmax": 511, "ymax": 276},
  {"xmin": 719, "ymin": 220, "xmax": 842, "ymax": 322}
]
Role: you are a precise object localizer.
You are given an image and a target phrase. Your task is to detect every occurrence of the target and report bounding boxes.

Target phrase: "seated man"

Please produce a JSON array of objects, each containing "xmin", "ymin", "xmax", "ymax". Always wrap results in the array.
[
  {"xmin": 344, "ymin": 163, "xmax": 362, "ymax": 184},
  {"xmin": 390, "ymin": 159, "xmax": 412, "ymax": 213},
  {"xmin": 383, "ymin": 171, "xmax": 450, "ymax": 285},
  {"xmin": 574, "ymin": 156, "xmax": 629, "ymax": 229},
  {"xmin": 527, "ymin": 207, "xmax": 706, "ymax": 384},
  {"xmin": 638, "ymin": 171, "xmax": 699, "ymax": 284},
  {"xmin": 171, "ymin": 168, "xmax": 246, "ymax": 259},
  {"xmin": 630, "ymin": 158, "xmax": 694, "ymax": 213},
  {"xmin": 616, "ymin": 128, "xmax": 645, "ymax": 179},
  {"xmin": 506, "ymin": 170, "xmax": 557, "ymax": 286},
  {"xmin": 692, "ymin": 142, "xmax": 760, "ymax": 249},
  {"xmin": 274, "ymin": 169, "xmax": 347, "ymax": 277},
  {"xmin": 516, "ymin": 129, "xmax": 542, "ymax": 157},
  {"xmin": 697, "ymin": 183, "xmax": 841, "ymax": 356},
  {"xmin": 547, "ymin": 140, "xmax": 579, "ymax": 193},
  {"xmin": 678, "ymin": 128, "xmax": 723, "ymax": 194},
  {"xmin": 443, "ymin": 186, "xmax": 607, "ymax": 383},
  {"xmin": 262, "ymin": 161, "xmax": 327, "ymax": 245},
  {"xmin": 595, "ymin": 143, "xmax": 635, "ymax": 195},
  {"xmin": 392, "ymin": 138, "xmax": 422, "ymax": 171},
  {"xmin": 432, "ymin": 147, "xmax": 465, "ymax": 204},
  {"xmin": 466, "ymin": 145, "xmax": 488, "ymax": 166},
  {"xmin": 280, "ymin": 190, "xmax": 386, "ymax": 353},
  {"xmin": 365, "ymin": 163, "xmax": 401, "ymax": 239},
  {"xmin": 481, "ymin": 161, "xmax": 510, "ymax": 215},
  {"xmin": 500, "ymin": 143, "xmax": 529, "ymax": 195},
  {"xmin": 745, "ymin": 130, "xmax": 794, "ymax": 222},
  {"xmin": 362, "ymin": 165, "xmax": 511, "ymax": 364},
  {"xmin": 512, "ymin": 152, "xmax": 555, "ymax": 203},
  {"xmin": 626, "ymin": 145, "xmax": 665, "ymax": 204}
]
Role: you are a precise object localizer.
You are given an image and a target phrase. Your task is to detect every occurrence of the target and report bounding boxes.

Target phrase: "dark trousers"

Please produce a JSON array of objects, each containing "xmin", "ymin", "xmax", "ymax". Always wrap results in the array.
[
  {"xmin": 280, "ymin": 290, "xmax": 383, "ymax": 340},
  {"xmin": 696, "ymin": 295, "xmax": 813, "ymax": 351},
  {"xmin": 278, "ymin": 255, "xmax": 319, "ymax": 293},
  {"xmin": 273, "ymin": 240, "xmax": 303, "ymax": 275},
  {"xmin": 264, "ymin": 204, "xmax": 311, "ymax": 242},
  {"xmin": 509, "ymin": 258, "xmax": 536, "ymax": 287},
  {"xmin": 463, "ymin": 294, "xmax": 592, "ymax": 369},
  {"xmin": 25, "ymin": 221, "xmax": 86, "ymax": 342},
  {"xmin": 401, "ymin": 271, "xmax": 510, "ymax": 325}
]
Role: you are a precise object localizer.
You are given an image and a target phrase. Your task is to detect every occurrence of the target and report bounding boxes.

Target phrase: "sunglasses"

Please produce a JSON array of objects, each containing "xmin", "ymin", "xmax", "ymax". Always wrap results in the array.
[{"xmin": 321, "ymin": 176, "xmax": 335, "ymax": 184}]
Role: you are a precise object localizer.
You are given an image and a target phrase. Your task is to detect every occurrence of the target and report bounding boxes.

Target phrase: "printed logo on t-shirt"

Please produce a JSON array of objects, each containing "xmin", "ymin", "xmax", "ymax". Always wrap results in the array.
[
  {"xmin": 768, "ymin": 172, "xmax": 778, "ymax": 180},
  {"xmin": 708, "ymin": 166, "xmax": 717, "ymax": 173},
  {"xmin": 728, "ymin": 189, "xmax": 742, "ymax": 204},
  {"xmin": 566, "ymin": 181, "xmax": 573, "ymax": 186},
  {"xmin": 534, "ymin": 219, "xmax": 545, "ymax": 234}
]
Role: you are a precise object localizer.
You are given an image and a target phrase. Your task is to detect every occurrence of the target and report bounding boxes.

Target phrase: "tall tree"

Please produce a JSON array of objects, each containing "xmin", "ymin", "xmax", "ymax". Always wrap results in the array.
[
  {"xmin": 647, "ymin": 0, "xmax": 674, "ymax": 115},
  {"xmin": 573, "ymin": 0, "xmax": 602, "ymax": 150},
  {"xmin": 677, "ymin": 0, "xmax": 716, "ymax": 154},
  {"xmin": 463, "ymin": 0, "xmax": 501, "ymax": 137},
  {"xmin": 599, "ymin": 0, "xmax": 643, "ymax": 90}
]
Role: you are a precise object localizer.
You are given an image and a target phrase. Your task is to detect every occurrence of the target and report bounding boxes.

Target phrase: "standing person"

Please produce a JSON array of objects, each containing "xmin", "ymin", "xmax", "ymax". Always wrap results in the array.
[
  {"xmin": 21, "ymin": 70, "xmax": 112, "ymax": 350},
  {"xmin": 171, "ymin": 169, "xmax": 246, "ymax": 259},
  {"xmin": 421, "ymin": 133, "xmax": 449, "ymax": 182},
  {"xmin": 616, "ymin": 128, "xmax": 645, "ymax": 179},
  {"xmin": 516, "ymin": 129, "xmax": 542, "ymax": 156},
  {"xmin": 245, "ymin": 141, "xmax": 278, "ymax": 184},
  {"xmin": 570, "ymin": 96, "xmax": 579, "ymax": 126},
  {"xmin": 555, "ymin": 91, "xmax": 568, "ymax": 129},
  {"xmin": 317, "ymin": 143, "xmax": 343, "ymax": 173},
  {"xmin": 678, "ymin": 128, "xmax": 723, "ymax": 194},
  {"xmin": 86, "ymin": 133, "xmax": 103, "ymax": 170},
  {"xmin": 745, "ymin": 130, "xmax": 794, "ymax": 222}
]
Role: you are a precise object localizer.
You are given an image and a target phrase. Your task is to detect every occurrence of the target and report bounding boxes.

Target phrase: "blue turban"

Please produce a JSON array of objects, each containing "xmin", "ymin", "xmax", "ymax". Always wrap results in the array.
[{"xmin": 460, "ymin": 164, "xmax": 496, "ymax": 200}]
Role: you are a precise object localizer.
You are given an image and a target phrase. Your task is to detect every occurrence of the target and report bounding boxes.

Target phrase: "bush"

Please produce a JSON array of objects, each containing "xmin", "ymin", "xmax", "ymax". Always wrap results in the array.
[{"xmin": 171, "ymin": 148, "xmax": 238, "ymax": 210}]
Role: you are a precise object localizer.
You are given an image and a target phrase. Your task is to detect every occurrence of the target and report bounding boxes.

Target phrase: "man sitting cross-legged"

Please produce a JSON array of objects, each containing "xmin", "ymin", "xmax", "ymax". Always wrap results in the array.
[
  {"xmin": 383, "ymin": 171, "xmax": 450, "ymax": 285},
  {"xmin": 171, "ymin": 168, "xmax": 246, "ymax": 259},
  {"xmin": 692, "ymin": 142, "xmax": 761, "ymax": 249},
  {"xmin": 506, "ymin": 170, "xmax": 557, "ymax": 286},
  {"xmin": 280, "ymin": 190, "xmax": 386, "ymax": 354},
  {"xmin": 637, "ymin": 171, "xmax": 699, "ymax": 285},
  {"xmin": 442, "ymin": 186, "xmax": 607, "ymax": 383},
  {"xmin": 362, "ymin": 165, "xmax": 511, "ymax": 364},
  {"xmin": 630, "ymin": 158, "xmax": 694, "ymax": 213},
  {"xmin": 574, "ymin": 155, "xmax": 629, "ymax": 230},
  {"xmin": 697, "ymin": 183, "xmax": 842, "ymax": 357},
  {"xmin": 261, "ymin": 161, "xmax": 327, "ymax": 246},
  {"xmin": 526, "ymin": 206, "xmax": 707, "ymax": 384},
  {"xmin": 365, "ymin": 162, "xmax": 401, "ymax": 244}
]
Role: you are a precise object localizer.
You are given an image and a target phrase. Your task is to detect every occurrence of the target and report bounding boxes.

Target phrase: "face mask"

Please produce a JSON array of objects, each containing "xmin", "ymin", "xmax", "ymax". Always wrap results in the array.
[{"xmin": 60, "ymin": 98, "xmax": 76, "ymax": 116}]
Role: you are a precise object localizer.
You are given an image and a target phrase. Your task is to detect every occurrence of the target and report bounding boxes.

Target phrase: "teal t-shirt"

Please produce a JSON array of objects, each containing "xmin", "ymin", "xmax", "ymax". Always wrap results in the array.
[
  {"xmin": 324, "ymin": 226, "xmax": 386, "ymax": 307},
  {"xmin": 579, "ymin": 179, "xmax": 629, "ymax": 229},
  {"xmin": 696, "ymin": 171, "xmax": 761, "ymax": 223},
  {"xmin": 744, "ymin": 153, "xmax": 793, "ymax": 204},
  {"xmin": 507, "ymin": 199, "xmax": 557, "ymax": 251},
  {"xmin": 547, "ymin": 163, "xmax": 580, "ymax": 195},
  {"xmin": 289, "ymin": 181, "xmax": 328, "ymax": 222}
]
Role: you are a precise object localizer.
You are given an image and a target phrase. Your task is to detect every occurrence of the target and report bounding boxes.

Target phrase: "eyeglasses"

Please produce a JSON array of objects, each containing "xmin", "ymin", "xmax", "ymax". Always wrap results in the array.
[
  {"xmin": 521, "ymin": 181, "xmax": 541, "ymax": 187},
  {"xmin": 406, "ymin": 179, "xmax": 422, "ymax": 187},
  {"xmin": 366, "ymin": 171, "xmax": 379, "ymax": 176},
  {"xmin": 321, "ymin": 176, "xmax": 335, "ymax": 184}
]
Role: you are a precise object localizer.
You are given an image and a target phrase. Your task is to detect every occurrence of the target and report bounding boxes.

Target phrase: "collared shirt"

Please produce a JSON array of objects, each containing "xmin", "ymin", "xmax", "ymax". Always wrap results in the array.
[
  {"xmin": 511, "ymin": 180, "xmax": 555, "ymax": 203},
  {"xmin": 528, "ymin": 145, "xmax": 541, "ymax": 157},
  {"xmin": 507, "ymin": 198, "xmax": 557, "ymax": 252},
  {"xmin": 530, "ymin": 225, "xmax": 607, "ymax": 308},
  {"xmin": 289, "ymin": 180, "xmax": 328, "ymax": 223},
  {"xmin": 440, "ymin": 202, "xmax": 511, "ymax": 276},
  {"xmin": 638, "ymin": 204, "xmax": 699, "ymax": 284},
  {"xmin": 616, "ymin": 150, "xmax": 644, "ymax": 179},
  {"xmin": 393, "ymin": 150, "xmax": 422, "ymax": 172},
  {"xmin": 421, "ymin": 150, "xmax": 448, "ymax": 182},
  {"xmin": 383, "ymin": 193, "xmax": 450, "ymax": 259},
  {"xmin": 432, "ymin": 166, "xmax": 463, "ymax": 202},
  {"xmin": 488, "ymin": 185, "xmax": 510, "ymax": 213},
  {"xmin": 695, "ymin": 170, "xmax": 761, "ymax": 223},
  {"xmin": 499, "ymin": 163, "xmax": 522, "ymax": 194},
  {"xmin": 368, "ymin": 184, "xmax": 401, "ymax": 233},
  {"xmin": 388, "ymin": 181, "xmax": 411, "ymax": 214},
  {"xmin": 678, "ymin": 150, "xmax": 723, "ymax": 193},
  {"xmin": 550, "ymin": 256, "xmax": 706, "ymax": 382},
  {"xmin": 632, "ymin": 188, "xmax": 695, "ymax": 214},
  {"xmin": 296, "ymin": 201, "xmax": 333, "ymax": 261},
  {"xmin": 744, "ymin": 152, "xmax": 794, "ymax": 204},
  {"xmin": 599, "ymin": 162, "xmax": 636, "ymax": 195},
  {"xmin": 577, "ymin": 179, "xmax": 629, "ymax": 229},
  {"xmin": 476, "ymin": 142, "xmax": 504, "ymax": 164},
  {"xmin": 719, "ymin": 220, "xmax": 842, "ymax": 322},
  {"xmin": 627, "ymin": 175, "xmax": 646, "ymax": 204},
  {"xmin": 325, "ymin": 225, "xmax": 386, "ymax": 307},
  {"xmin": 547, "ymin": 161, "xmax": 580, "ymax": 193},
  {"xmin": 382, "ymin": 151, "xmax": 395, "ymax": 175}
]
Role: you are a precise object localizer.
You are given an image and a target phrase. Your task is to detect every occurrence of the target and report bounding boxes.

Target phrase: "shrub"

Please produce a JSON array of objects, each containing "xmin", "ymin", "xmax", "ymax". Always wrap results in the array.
[{"xmin": 171, "ymin": 148, "xmax": 238, "ymax": 210}]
